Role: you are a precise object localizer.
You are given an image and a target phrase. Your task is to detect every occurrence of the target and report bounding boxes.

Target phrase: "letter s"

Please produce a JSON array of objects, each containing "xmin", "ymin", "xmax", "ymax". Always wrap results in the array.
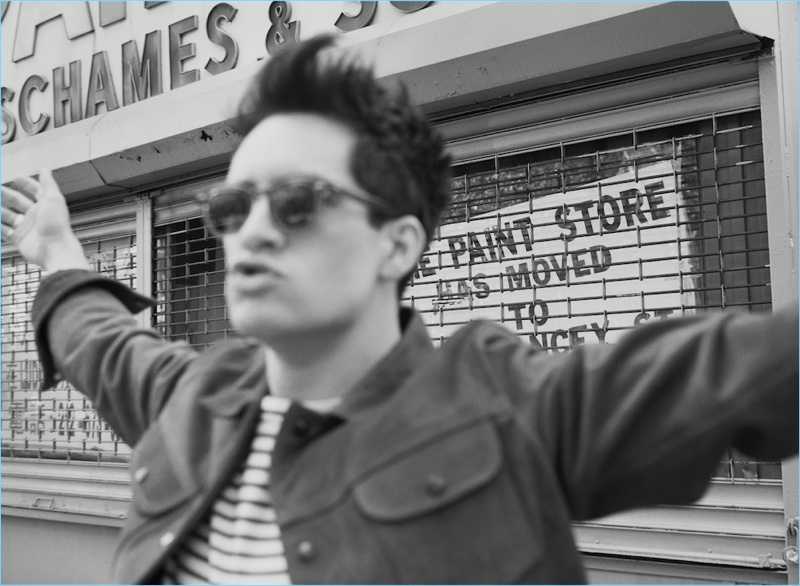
[
  {"xmin": 205, "ymin": 3, "xmax": 239, "ymax": 76},
  {"xmin": 554, "ymin": 205, "xmax": 577, "ymax": 242},
  {"xmin": 2, "ymin": 87, "xmax": 15, "ymax": 144},
  {"xmin": 335, "ymin": 1, "xmax": 377, "ymax": 31},
  {"xmin": 472, "ymin": 273, "xmax": 490, "ymax": 299}
]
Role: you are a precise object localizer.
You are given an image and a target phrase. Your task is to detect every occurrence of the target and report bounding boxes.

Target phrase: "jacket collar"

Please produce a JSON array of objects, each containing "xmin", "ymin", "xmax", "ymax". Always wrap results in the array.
[
  {"xmin": 198, "ymin": 340, "xmax": 269, "ymax": 417},
  {"xmin": 201, "ymin": 307, "xmax": 433, "ymax": 418},
  {"xmin": 334, "ymin": 307, "xmax": 434, "ymax": 420}
]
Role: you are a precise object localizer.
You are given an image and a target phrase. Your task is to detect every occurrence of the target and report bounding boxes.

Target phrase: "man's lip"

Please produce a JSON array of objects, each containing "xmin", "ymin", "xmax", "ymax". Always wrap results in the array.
[
  {"xmin": 227, "ymin": 266, "xmax": 281, "ymax": 294},
  {"xmin": 230, "ymin": 260, "xmax": 280, "ymax": 277}
]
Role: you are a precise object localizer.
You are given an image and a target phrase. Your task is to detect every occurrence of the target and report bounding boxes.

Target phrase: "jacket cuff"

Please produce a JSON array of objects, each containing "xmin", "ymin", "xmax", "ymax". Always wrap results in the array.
[{"xmin": 32, "ymin": 269, "xmax": 157, "ymax": 390}]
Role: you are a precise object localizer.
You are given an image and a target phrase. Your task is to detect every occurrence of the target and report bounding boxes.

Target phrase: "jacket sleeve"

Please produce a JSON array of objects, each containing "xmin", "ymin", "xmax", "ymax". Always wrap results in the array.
[
  {"xmin": 491, "ymin": 307, "xmax": 798, "ymax": 521},
  {"xmin": 31, "ymin": 269, "xmax": 199, "ymax": 447}
]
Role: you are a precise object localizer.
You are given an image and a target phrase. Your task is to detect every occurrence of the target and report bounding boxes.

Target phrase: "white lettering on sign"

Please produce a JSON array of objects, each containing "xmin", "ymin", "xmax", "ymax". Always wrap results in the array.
[{"xmin": 405, "ymin": 161, "xmax": 699, "ymax": 349}]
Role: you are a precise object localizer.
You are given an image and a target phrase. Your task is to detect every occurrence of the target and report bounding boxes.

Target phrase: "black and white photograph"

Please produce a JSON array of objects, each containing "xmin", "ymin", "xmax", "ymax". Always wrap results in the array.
[{"xmin": 1, "ymin": 2, "xmax": 798, "ymax": 584}]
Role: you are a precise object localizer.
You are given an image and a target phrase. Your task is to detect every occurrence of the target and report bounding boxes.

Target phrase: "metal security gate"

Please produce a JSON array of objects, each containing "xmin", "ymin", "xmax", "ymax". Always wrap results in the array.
[
  {"xmin": 1, "ymin": 208, "xmax": 138, "ymax": 524},
  {"xmin": 153, "ymin": 217, "xmax": 227, "ymax": 347},
  {"xmin": 414, "ymin": 57, "xmax": 788, "ymax": 577},
  {"xmin": 151, "ymin": 177, "xmax": 232, "ymax": 349},
  {"xmin": 407, "ymin": 110, "xmax": 771, "ymax": 346},
  {"xmin": 2, "ymin": 211, "xmax": 137, "ymax": 463}
]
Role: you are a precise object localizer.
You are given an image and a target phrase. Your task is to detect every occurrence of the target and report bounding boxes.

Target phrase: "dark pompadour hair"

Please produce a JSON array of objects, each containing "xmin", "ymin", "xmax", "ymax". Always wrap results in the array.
[{"xmin": 234, "ymin": 35, "xmax": 452, "ymax": 249}]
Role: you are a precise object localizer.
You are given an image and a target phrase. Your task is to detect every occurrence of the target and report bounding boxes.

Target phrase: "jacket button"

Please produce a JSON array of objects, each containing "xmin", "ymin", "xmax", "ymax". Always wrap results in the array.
[
  {"xmin": 134, "ymin": 467, "xmax": 149, "ymax": 483},
  {"xmin": 425, "ymin": 474, "xmax": 447, "ymax": 496},
  {"xmin": 159, "ymin": 532, "xmax": 174, "ymax": 547},
  {"xmin": 297, "ymin": 540, "xmax": 316, "ymax": 562}
]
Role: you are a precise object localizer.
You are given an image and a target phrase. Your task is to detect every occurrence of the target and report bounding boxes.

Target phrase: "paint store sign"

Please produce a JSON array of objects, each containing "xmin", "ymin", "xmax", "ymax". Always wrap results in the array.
[{"xmin": 406, "ymin": 161, "xmax": 699, "ymax": 349}]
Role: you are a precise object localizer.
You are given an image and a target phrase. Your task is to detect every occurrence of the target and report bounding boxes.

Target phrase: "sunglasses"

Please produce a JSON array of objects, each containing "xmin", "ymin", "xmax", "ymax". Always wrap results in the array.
[{"xmin": 198, "ymin": 177, "xmax": 393, "ymax": 236}]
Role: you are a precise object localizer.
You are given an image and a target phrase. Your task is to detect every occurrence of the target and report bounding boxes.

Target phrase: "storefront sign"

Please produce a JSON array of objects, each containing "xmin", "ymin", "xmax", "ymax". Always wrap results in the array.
[
  {"xmin": 1, "ymin": 1, "xmax": 432, "ymax": 144},
  {"xmin": 407, "ymin": 161, "xmax": 699, "ymax": 349}
]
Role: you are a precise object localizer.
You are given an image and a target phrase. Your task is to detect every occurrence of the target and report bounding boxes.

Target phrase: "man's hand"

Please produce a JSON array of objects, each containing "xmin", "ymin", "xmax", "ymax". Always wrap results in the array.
[{"xmin": 1, "ymin": 169, "xmax": 91, "ymax": 272}]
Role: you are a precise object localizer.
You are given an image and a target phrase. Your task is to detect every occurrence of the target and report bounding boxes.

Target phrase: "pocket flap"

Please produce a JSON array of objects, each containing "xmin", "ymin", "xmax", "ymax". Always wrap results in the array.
[
  {"xmin": 131, "ymin": 427, "xmax": 199, "ymax": 516},
  {"xmin": 354, "ymin": 420, "xmax": 502, "ymax": 521}
]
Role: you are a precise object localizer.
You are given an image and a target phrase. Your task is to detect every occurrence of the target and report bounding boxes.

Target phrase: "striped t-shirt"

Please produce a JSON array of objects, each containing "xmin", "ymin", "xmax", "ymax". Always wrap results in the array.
[{"xmin": 162, "ymin": 395, "xmax": 293, "ymax": 584}]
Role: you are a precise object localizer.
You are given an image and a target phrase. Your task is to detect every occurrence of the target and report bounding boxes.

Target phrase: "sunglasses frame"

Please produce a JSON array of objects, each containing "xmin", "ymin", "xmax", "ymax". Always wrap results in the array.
[{"xmin": 197, "ymin": 177, "xmax": 394, "ymax": 237}]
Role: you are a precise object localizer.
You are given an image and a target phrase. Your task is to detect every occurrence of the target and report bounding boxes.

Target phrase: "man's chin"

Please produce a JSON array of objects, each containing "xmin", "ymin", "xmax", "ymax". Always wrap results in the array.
[
  {"xmin": 229, "ymin": 305, "xmax": 277, "ymax": 336},
  {"xmin": 229, "ymin": 309, "xmax": 300, "ymax": 342}
]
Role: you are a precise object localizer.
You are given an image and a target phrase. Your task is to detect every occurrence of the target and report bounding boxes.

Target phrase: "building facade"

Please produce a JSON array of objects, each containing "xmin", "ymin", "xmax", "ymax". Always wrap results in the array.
[{"xmin": 2, "ymin": 2, "xmax": 798, "ymax": 583}]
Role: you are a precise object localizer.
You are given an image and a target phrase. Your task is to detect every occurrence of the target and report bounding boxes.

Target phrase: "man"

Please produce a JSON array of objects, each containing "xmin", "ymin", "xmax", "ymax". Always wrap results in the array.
[{"xmin": 1, "ymin": 35, "xmax": 797, "ymax": 584}]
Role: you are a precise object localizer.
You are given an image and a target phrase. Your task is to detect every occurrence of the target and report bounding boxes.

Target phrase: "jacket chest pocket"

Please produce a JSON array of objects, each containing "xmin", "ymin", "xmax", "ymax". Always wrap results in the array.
[
  {"xmin": 355, "ymin": 419, "xmax": 501, "ymax": 519},
  {"xmin": 351, "ymin": 419, "xmax": 542, "ymax": 583}
]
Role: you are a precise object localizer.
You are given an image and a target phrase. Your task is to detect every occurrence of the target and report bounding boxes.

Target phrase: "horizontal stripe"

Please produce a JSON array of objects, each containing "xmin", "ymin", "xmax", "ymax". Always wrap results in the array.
[
  {"xmin": 209, "ymin": 533, "xmax": 285, "ymax": 557},
  {"xmin": 248, "ymin": 438, "xmax": 275, "ymax": 457},
  {"xmin": 258, "ymin": 413, "xmax": 283, "ymax": 426},
  {"xmin": 209, "ymin": 516, "xmax": 282, "ymax": 540},
  {"xmin": 162, "ymin": 558, "xmax": 210, "ymax": 585},
  {"xmin": 208, "ymin": 548, "xmax": 289, "ymax": 573},
  {"xmin": 257, "ymin": 416, "xmax": 284, "ymax": 436},
  {"xmin": 211, "ymin": 499, "xmax": 278, "ymax": 523},
  {"xmin": 261, "ymin": 395, "xmax": 291, "ymax": 412},
  {"xmin": 239, "ymin": 467, "xmax": 271, "ymax": 486},
  {"xmin": 171, "ymin": 546, "xmax": 212, "ymax": 580},
  {"xmin": 175, "ymin": 535, "xmax": 211, "ymax": 562},
  {"xmin": 210, "ymin": 571, "xmax": 291, "ymax": 585},
  {"xmin": 219, "ymin": 490, "xmax": 273, "ymax": 510},
  {"xmin": 251, "ymin": 436, "xmax": 277, "ymax": 454},
  {"xmin": 235, "ymin": 483, "xmax": 271, "ymax": 501}
]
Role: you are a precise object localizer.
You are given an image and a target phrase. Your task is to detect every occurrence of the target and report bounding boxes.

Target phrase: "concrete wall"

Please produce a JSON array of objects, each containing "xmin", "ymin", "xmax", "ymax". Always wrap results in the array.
[{"xmin": 2, "ymin": 515, "xmax": 120, "ymax": 584}]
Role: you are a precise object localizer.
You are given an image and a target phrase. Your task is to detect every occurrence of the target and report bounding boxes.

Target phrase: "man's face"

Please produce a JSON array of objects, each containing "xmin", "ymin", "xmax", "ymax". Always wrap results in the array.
[{"xmin": 222, "ymin": 113, "xmax": 392, "ymax": 343}]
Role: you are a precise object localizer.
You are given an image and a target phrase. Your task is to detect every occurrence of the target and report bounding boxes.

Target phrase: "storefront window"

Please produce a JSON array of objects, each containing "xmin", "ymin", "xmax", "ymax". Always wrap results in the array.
[{"xmin": 1, "ymin": 235, "xmax": 137, "ymax": 461}]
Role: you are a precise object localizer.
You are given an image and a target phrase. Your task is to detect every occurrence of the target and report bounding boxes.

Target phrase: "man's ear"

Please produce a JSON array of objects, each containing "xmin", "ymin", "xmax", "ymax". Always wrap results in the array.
[{"xmin": 379, "ymin": 215, "xmax": 427, "ymax": 283}]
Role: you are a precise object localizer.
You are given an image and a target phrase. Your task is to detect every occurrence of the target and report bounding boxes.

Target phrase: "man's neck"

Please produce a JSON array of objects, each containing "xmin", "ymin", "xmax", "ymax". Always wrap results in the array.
[{"xmin": 264, "ymin": 304, "xmax": 402, "ymax": 404}]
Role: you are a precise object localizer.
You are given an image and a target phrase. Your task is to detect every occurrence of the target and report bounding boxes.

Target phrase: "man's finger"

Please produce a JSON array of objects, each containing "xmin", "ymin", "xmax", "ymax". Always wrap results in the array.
[
  {"xmin": 10, "ymin": 176, "xmax": 42, "ymax": 201},
  {"xmin": 1, "ymin": 223, "xmax": 17, "ymax": 243},
  {"xmin": 1, "ymin": 185, "xmax": 36, "ymax": 214},
  {"xmin": 1, "ymin": 207, "xmax": 24, "ymax": 228},
  {"xmin": 37, "ymin": 168, "xmax": 58, "ymax": 201}
]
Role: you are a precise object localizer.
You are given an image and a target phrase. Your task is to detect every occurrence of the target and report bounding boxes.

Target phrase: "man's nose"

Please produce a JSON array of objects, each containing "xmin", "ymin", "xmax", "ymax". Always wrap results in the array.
[{"xmin": 235, "ymin": 196, "xmax": 287, "ymax": 250}]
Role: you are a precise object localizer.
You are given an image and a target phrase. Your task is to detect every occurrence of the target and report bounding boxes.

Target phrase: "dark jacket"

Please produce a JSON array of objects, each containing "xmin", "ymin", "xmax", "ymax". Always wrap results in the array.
[{"xmin": 32, "ymin": 269, "xmax": 798, "ymax": 584}]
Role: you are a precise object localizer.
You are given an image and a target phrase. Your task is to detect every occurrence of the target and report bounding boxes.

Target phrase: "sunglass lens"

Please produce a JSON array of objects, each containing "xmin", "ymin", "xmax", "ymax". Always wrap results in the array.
[
  {"xmin": 207, "ymin": 188, "xmax": 251, "ymax": 235},
  {"xmin": 274, "ymin": 184, "xmax": 317, "ymax": 229}
]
